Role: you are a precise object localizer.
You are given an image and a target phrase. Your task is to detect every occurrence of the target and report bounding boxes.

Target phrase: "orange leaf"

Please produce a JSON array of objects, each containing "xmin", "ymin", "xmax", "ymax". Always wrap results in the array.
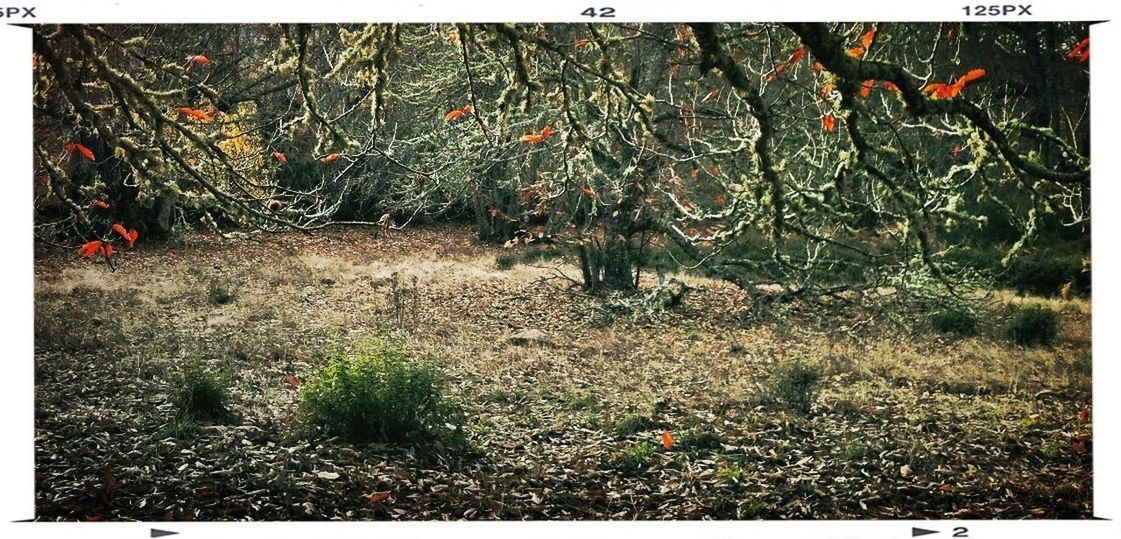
[
  {"xmin": 938, "ymin": 483, "xmax": 953, "ymax": 493},
  {"xmin": 540, "ymin": 124, "xmax": 553, "ymax": 139},
  {"xmin": 690, "ymin": 167, "xmax": 699, "ymax": 178},
  {"xmin": 574, "ymin": 38, "xmax": 589, "ymax": 48},
  {"xmin": 882, "ymin": 80, "xmax": 900, "ymax": 93},
  {"xmin": 273, "ymin": 151, "xmax": 287, "ymax": 164},
  {"xmin": 859, "ymin": 79, "xmax": 874, "ymax": 98},
  {"xmin": 701, "ymin": 88, "xmax": 718, "ymax": 102},
  {"xmin": 847, "ymin": 46, "xmax": 865, "ymax": 59},
  {"xmin": 860, "ymin": 28, "xmax": 877, "ymax": 49},
  {"xmin": 955, "ymin": 68, "xmax": 986, "ymax": 87},
  {"xmin": 462, "ymin": 104, "xmax": 474, "ymax": 115},
  {"xmin": 820, "ymin": 82, "xmax": 836, "ymax": 99},
  {"xmin": 126, "ymin": 229, "xmax": 139, "ymax": 248},
  {"xmin": 444, "ymin": 109, "xmax": 465, "ymax": 122},
  {"xmin": 285, "ymin": 374, "xmax": 300, "ymax": 387},
  {"xmin": 580, "ymin": 186, "xmax": 597, "ymax": 199},
  {"xmin": 65, "ymin": 142, "xmax": 95, "ymax": 161},
  {"xmin": 520, "ymin": 134, "xmax": 544, "ymax": 144},
  {"xmin": 822, "ymin": 113, "xmax": 836, "ymax": 132},
  {"xmin": 662, "ymin": 431, "xmax": 674, "ymax": 449},
  {"xmin": 111, "ymin": 223, "xmax": 128, "ymax": 239},
  {"xmin": 78, "ymin": 240, "xmax": 102, "ymax": 258},
  {"xmin": 714, "ymin": 193, "xmax": 726, "ymax": 205},
  {"xmin": 812, "ymin": 62, "xmax": 824, "ymax": 73},
  {"xmin": 185, "ymin": 54, "xmax": 211, "ymax": 67},
  {"xmin": 952, "ymin": 144, "xmax": 962, "ymax": 158},
  {"xmin": 89, "ymin": 199, "xmax": 110, "ymax": 209},
  {"xmin": 1078, "ymin": 409, "xmax": 1090, "ymax": 421},
  {"xmin": 322, "ymin": 152, "xmax": 343, "ymax": 164},
  {"xmin": 368, "ymin": 491, "xmax": 390, "ymax": 504}
]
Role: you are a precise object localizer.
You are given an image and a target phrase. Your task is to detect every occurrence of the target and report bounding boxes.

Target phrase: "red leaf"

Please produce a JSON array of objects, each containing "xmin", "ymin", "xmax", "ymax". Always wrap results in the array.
[
  {"xmin": 714, "ymin": 193, "xmax": 726, "ymax": 205},
  {"xmin": 273, "ymin": 152, "xmax": 287, "ymax": 164},
  {"xmin": 321, "ymin": 153, "xmax": 343, "ymax": 164},
  {"xmin": 787, "ymin": 46, "xmax": 805, "ymax": 65},
  {"xmin": 580, "ymin": 186, "xmax": 597, "ymax": 199},
  {"xmin": 882, "ymin": 81, "xmax": 900, "ymax": 93},
  {"xmin": 1078, "ymin": 409, "xmax": 1090, "ymax": 421},
  {"xmin": 952, "ymin": 144, "xmax": 963, "ymax": 158},
  {"xmin": 662, "ymin": 430, "xmax": 674, "ymax": 449},
  {"xmin": 520, "ymin": 133, "xmax": 544, "ymax": 144},
  {"xmin": 285, "ymin": 374, "xmax": 300, "ymax": 387},
  {"xmin": 847, "ymin": 46, "xmax": 865, "ymax": 59},
  {"xmin": 444, "ymin": 109, "xmax": 465, "ymax": 122},
  {"xmin": 368, "ymin": 491, "xmax": 390, "ymax": 504},
  {"xmin": 822, "ymin": 113, "xmax": 836, "ymax": 132},
  {"xmin": 859, "ymin": 79, "xmax": 874, "ymax": 98},
  {"xmin": 112, "ymin": 223, "xmax": 128, "ymax": 240},
  {"xmin": 89, "ymin": 199, "xmax": 110, "ymax": 209},
  {"xmin": 126, "ymin": 229, "xmax": 139, "ymax": 248},
  {"xmin": 185, "ymin": 54, "xmax": 212, "ymax": 67},
  {"xmin": 540, "ymin": 124, "xmax": 553, "ymax": 139},
  {"xmin": 701, "ymin": 88, "xmax": 719, "ymax": 102},
  {"xmin": 574, "ymin": 38, "xmax": 589, "ymax": 48},
  {"xmin": 65, "ymin": 142, "xmax": 95, "ymax": 161},
  {"xmin": 1068, "ymin": 37, "xmax": 1089, "ymax": 62},
  {"xmin": 78, "ymin": 240, "xmax": 102, "ymax": 258}
]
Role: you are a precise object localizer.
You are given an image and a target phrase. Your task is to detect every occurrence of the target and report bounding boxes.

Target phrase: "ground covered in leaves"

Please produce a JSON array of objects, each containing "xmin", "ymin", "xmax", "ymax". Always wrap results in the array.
[{"xmin": 34, "ymin": 225, "xmax": 1093, "ymax": 520}]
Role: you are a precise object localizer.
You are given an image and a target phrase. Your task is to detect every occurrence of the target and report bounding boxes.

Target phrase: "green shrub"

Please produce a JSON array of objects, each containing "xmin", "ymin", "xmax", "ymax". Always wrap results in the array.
[
  {"xmin": 172, "ymin": 363, "xmax": 230, "ymax": 422},
  {"xmin": 765, "ymin": 361, "xmax": 822, "ymax": 415},
  {"xmin": 929, "ymin": 307, "xmax": 978, "ymax": 336},
  {"xmin": 494, "ymin": 253, "xmax": 518, "ymax": 270},
  {"xmin": 614, "ymin": 414, "xmax": 653, "ymax": 436},
  {"xmin": 616, "ymin": 441, "xmax": 656, "ymax": 470},
  {"xmin": 1006, "ymin": 305, "xmax": 1061, "ymax": 346},
  {"xmin": 1000, "ymin": 251, "xmax": 1089, "ymax": 297},
  {"xmin": 676, "ymin": 427, "xmax": 722, "ymax": 452},
  {"xmin": 299, "ymin": 339, "xmax": 464, "ymax": 443},
  {"xmin": 207, "ymin": 278, "xmax": 237, "ymax": 305}
]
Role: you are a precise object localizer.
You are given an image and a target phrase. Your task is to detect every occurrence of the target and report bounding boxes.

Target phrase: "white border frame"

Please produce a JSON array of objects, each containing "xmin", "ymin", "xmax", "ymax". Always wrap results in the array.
[{"xmin": 3, "ymin": 2, "xmax": 1117, "ymax": 538}]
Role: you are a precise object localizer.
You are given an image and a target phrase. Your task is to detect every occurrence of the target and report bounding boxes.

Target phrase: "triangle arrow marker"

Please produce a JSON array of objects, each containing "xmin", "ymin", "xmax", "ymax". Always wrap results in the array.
[
  {"xmin": 912, "ymin": 528, "xmax": 939, "ymax": 537},
  {"xmin": 151, "ymin": 529, "xmax": 179, "ymax": 538}
]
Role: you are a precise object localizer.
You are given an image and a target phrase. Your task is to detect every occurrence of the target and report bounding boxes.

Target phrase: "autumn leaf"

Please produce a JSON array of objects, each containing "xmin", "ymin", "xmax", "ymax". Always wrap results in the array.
[
  {"xmin": 955, "ymin": 68, "xmax": 986, "ymax": 87},
  {"xmin": 1078, "ymin": 409, "xmax": 1090, "ymax": 421},
  {"xmin": 78, "ymin": 240, "xmax": 102, "ymax": 258},
  {"xmin": 580, "ymin": 186, "xmax": 597, "ymax": 199},
  {"xmin": 882, "ymin": 80, "xmax": 900, "ymax": 93},
  {"xmin": 273, "ymin": 151, "xmax": 287, "ymax": 164},
  {"xmin": 126, "ymin": 229, "xmax": 139, "ymax": 248},
  {"xmin": 820, "ymin": 82, "xmax": 836, "ymax": 99},
  {"xmin": 65, "ymin": 142, "xmax": 95, "ymax": 161},
  {"xmin": 520, "ymin": 133, "xmax": 544, "ymax": 144},
  {"xmin": 701, "ymin": 88, "xmax": 719, "ymax": 102},
  {"xmin": 89, "ymin": 199, "xmax": 109, "ymax": 209},
  {"xmin": 185, "ymin": 54, "xmax": 211, "ymax": 67},
  {"xmin": 368, "ymin": 491, "xmax": 390, "ymax": 504},
  {"xmin": 787, "ymin": 46, "xmax": 805, "ymax": 65},
  {"xmin": 540, "ymin": 124, "xmax": 553, "ymax": 139},
  {"xmin": 938, "ymin": 483, "xmax": 953, "ymax": 493},
  {"xmin": 444, "ymin": 109, "xmax": 465, "ymax": 122},
  {"xmin": 812, "ymin": 62, "xmax": 824, "ymax": 73},
  {"xmin": 952, "ymin": 144, "xmax": 963, "ymax": 158},
  {"xmin": 322, "ymin": 153, "xmax": 343, "ymax": 164},
  {"xmin": 859, "ymin": 79, "xmax": 874, "ymax": 98},
  {"xmin": 111, "ymin": 223, "xmax": 128, "ymax": 240},
  {"xmin": 1068, "ymin": 37, "xmax": 1089, "ymax": 63},
  {"xmin": 175, "ymin": 107, "xmax": 215, "ymax": 122},
  {"xmin": 847, "ymin": 46, "xmax": 865, "ymax": 59},
  {"xmin": 822, "ymin": 112, "xmax": 836, "ymax": 132},
  {"xmin": 662, "ymin": 431, "xmax": 674, "ymax": 449},
  {"xmin": 461, "ymin": 104, "xmax": 474, "ymax": 115},
  {"xmin": 860, "ymin": 27, "xmax": 877, "ymax": 49},
  {"xmin": 714, "ymin": 193, "xmax": 726, "ymax": 205},
  {"xmin": 574, "ymin": 38, "xmax": 589, "ymax": 48},
  {"xmin": 285, "ymin": 374, "xmax": 300, "ymax": 387}
]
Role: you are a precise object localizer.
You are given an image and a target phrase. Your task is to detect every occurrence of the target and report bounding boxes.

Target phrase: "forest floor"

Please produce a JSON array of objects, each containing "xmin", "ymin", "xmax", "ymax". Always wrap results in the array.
[{"xmin": 33, "ymin": 224, "xmax": 1093, "ymax": 521}]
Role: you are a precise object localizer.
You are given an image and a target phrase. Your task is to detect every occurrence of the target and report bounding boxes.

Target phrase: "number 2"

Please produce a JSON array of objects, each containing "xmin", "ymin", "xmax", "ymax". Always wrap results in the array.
[
  {"xmin": 953, "ymin": 527, "xmax": 969, "ymax": 538},
  {"xmin": 581, "ymin": 7, "xmax": 616, "ymax": 18}
]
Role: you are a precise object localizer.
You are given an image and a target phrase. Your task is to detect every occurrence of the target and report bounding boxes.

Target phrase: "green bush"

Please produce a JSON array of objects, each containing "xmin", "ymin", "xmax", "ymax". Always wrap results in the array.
[
  {"xmin": 676, "ymin": 427, "xmax": 722, "ymax": 452},
  {"xmin": 616, "ymin": 441, "xmax": 656, "ymax": 470},
  {"xmin": 207, "ymin": 278, "xmax": 237, "ymax": 305},
  {"xmin": 929, "ymin": 307, "xmax": 978, "ymax": 336},
  {"xmin": 299, "ymin": 339, "xmax": 464, "ymax": 443},
  {"xmin": 614, "ymin": 414, "xmax": 653, "ymax": 436},
  {"xmin": 1006, "ymin": 305, "xmax": 1061, "ymax": 346},
  {"xmin": 765, "ymin": 361, "xmax": 822, "ymax": 415},
  {"xmin": 494, "ymin": 253, "xmax": 518, "ymax": 270},
  {"xmin": 172, "ymin": 363, "xmax": 230, "ymax": 422},
  {"xmin": 1000, "ymin": 251, "xmax": 1089, "ymax": 297}
]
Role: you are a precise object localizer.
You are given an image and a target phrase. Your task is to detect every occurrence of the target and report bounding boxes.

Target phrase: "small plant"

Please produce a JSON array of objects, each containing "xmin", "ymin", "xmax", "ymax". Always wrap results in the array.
[
  {"xmin": 1006, "ymin": 305, "xmax": 1061, "ymax": 346},
  {"xmin": 676, "ymin": 427, "xmax": 722, "ymax": 452},
  {"xmin": 614, "ymin": 414, "xmax": 653, "ymax": 436},
  {"xmin": 565, "ymin": 392, "xmax": 597, "ymax": 411},
  {"xmin": 387, "ymin": 272, "xmax": 420, "ymax": 330},
  {"xmin": 1041, "ymin": 440, "xmax": 1062, "ymax": 460},
  {"xmin": 616, "ymin": 440, "xmax": 656, "ymax": 471},
  {"xmin": 841, "ymin": 440, "xmax": 869, "ymax": 460},
  {"xmin": 207, "ymin": 278, "xmax": 238, "ymax": 305},
  {"xmin": 172, "ymin": 362, "xmax": 230, "ymax": 423},
  {"xmin": 929, "ymin": 307, "xmax": 978, "ymax": 336},
  {"xmin": 716, "ymin": 461, "xmax": 746, "ymax": 483},
  {"xmin": 765, "ymin": 360, "xmax": 822, "ymax": 415},
  {"xmin": 299, "ymin": 338, "xmax": 464, "ymax": 444},
  {"xmin": 494, "ymin": 253, "xmax": 518, "ymax": 270}
]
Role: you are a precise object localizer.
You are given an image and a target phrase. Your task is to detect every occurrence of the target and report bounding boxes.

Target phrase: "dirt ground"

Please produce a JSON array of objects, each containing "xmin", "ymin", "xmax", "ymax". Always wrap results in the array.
[{"xmin": 33, "ymin": 225, "xmax": 1093, "ymax": 520}]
